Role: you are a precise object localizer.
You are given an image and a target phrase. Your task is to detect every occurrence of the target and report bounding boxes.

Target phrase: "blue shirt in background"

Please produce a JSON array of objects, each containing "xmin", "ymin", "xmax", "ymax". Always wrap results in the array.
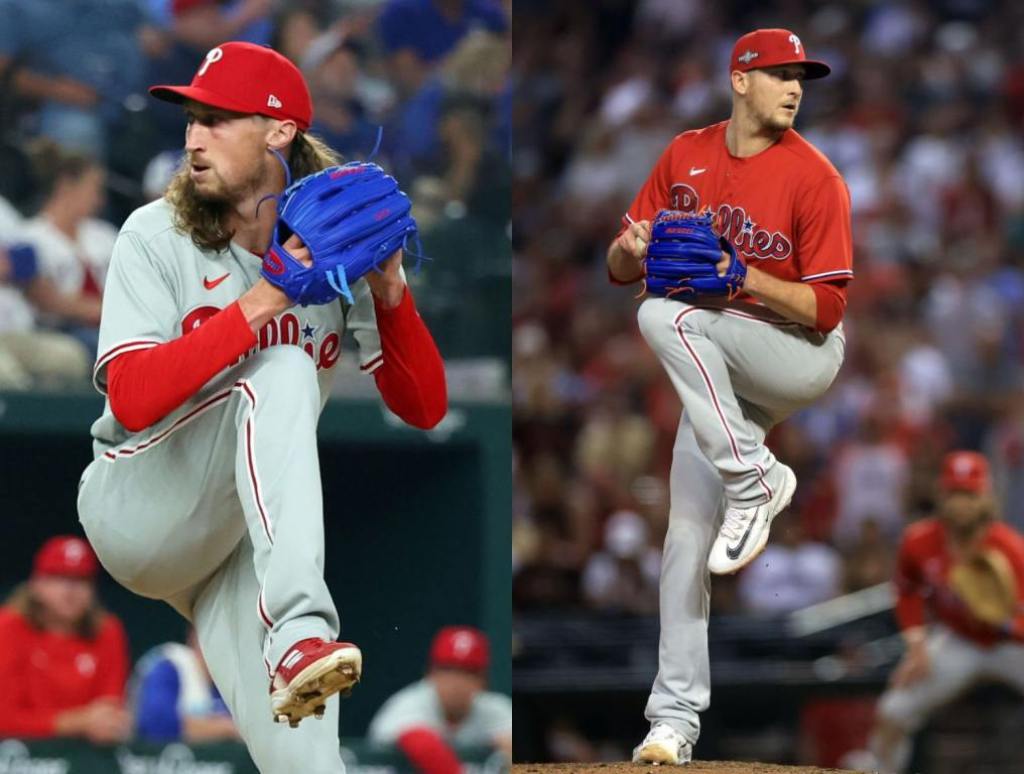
[{"xmin": 376, "ymin": 0, "xmax": 507, "ymax": 63}]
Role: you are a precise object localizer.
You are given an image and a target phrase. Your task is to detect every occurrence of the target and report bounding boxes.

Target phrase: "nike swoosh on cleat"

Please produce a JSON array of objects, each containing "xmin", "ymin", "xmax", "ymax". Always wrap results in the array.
[
  {"xmin": 725, "ymin": 515, "xmax": 759, "ymax": 561},
  {"xmin": 203, "ymin": 273, "xmax": 230, "ymax": 290}
]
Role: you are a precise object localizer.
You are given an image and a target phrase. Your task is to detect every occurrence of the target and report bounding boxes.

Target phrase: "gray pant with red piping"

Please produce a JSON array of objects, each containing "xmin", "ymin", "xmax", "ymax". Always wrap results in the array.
[{"xmin": 636, "ymin": 296, "xmax": 845, "ymax": 743}]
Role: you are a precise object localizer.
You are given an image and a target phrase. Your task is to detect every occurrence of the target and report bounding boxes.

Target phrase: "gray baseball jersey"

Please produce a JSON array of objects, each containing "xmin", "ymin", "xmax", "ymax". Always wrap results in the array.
[
  {"xmin": 78, "ymin": 197, "xmax": 385, "ymax": 773},
  {"xmin": 88, "ymin": 197, "xmax": 382, "ymax": 453},
  {"xmin": 368, "ymin": 679, "xmax": 512, "ymax": 748}
]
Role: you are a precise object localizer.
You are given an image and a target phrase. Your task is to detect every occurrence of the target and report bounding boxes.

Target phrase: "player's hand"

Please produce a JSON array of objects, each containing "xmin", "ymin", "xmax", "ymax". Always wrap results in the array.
[
  {"xmin": 364, "ymin": 249, "xmax": 406, "ymax": 309},
  {"xmin": 716, "ymin": 250, "xmax": 733, "ymax": 277},
  {"xmin": 282, "ymin": 233, "xmax": 311, "ymax": 268},
  {"xmin": 78, "ymin": 698, "xmax": 132, "ymax": 744},
  {"xmin": 243, "ymin": 234, "xmax": 312, "ymax": 326},
  {"xmin": 614, "ymin": 220, "xmax": 652, "ymax": 262},
  {"xmin": 892, "ymin": 641, "xmax": 930, "ymax": 687}
]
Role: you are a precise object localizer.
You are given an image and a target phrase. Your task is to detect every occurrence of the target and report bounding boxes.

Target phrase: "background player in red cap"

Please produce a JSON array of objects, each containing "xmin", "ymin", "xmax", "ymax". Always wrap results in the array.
[
  {"xmin": 0, "ymin": 535, "xmax": 131, "ymax": 743},
  {"xmin": 367, "ymin": 625, "xmax": 512, "ymax": 773},
  {"xmin": 866, "ymin": 451, "xmax": 1024, "ymax": 773},
  {"xmin": 607, "ymin": 28, "xmax": 852, "ymax": 764},
  {"xmin": 76, "ymin": 41, "xmax": 446, "ymax": 772}
]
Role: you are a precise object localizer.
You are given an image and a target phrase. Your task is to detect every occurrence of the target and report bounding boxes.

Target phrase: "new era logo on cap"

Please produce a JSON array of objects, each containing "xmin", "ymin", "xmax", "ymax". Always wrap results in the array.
[{"xmin": 268, "ymin": 94, "xmax": 282, "ymax": 109}]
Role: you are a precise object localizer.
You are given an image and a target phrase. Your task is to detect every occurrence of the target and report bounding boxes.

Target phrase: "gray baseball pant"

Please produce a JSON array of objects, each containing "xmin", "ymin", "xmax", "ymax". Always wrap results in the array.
[{"xmin": 637, "ymin": 297, "xmax": 845, "ymax": 743}]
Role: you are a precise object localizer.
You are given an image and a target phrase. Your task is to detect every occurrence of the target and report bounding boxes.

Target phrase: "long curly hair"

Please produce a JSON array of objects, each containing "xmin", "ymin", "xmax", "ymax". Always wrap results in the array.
[
  {"xmin": 165, "ymin": 131, "xmax": 342, "ymax": 252},
  {"xmin": 5, "ymin": 582, "xmax": 105, "ymax": 640}
]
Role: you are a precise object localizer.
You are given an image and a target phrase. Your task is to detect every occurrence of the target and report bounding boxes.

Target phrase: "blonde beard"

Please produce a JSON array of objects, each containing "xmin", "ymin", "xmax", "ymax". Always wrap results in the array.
[{"xmin": 191, "ymin": 158, "xmax": 274, "ymax": 207}]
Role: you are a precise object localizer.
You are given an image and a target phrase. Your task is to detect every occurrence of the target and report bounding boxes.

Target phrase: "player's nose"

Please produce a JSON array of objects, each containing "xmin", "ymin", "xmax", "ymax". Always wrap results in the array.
[{"xmin": 184, "ymin": 121, "xmax": 207, "ymax": 152}]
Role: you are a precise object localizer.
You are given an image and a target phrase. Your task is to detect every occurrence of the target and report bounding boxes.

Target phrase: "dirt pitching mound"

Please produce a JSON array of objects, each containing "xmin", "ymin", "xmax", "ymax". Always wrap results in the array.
[{"xmin": 513, "ymin": 762, "xmax": 853, "ymax": 774}]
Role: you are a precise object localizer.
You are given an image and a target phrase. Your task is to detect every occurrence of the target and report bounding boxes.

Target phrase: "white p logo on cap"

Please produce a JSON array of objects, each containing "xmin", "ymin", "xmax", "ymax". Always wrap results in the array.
[
  {"xmin": 789, "ymin": 34, "xmax": 802, "ymax": 55},
  {"xmin": 198, "ymin": 47, "xmax": 224, "ymax": 77}
]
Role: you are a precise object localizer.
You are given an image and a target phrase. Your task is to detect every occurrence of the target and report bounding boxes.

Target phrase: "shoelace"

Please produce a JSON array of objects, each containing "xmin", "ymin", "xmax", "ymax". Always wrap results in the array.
[{"xmin": 719, "ymin": 507, "xmax": 751, "ymax": 542}]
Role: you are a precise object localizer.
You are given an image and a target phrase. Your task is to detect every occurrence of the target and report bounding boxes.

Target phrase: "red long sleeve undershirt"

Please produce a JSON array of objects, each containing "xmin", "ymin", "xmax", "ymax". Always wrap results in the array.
[
  {"xmin": 107, "ymin": 287, "xmax": 446, "ymax": 433},
  {"xmin": 396, "ymin": 728, "xmax": 463, "ymax": 774},
  {"xmin": 607, "ymin": 267, "xmax": 846, "ymax": 333}
]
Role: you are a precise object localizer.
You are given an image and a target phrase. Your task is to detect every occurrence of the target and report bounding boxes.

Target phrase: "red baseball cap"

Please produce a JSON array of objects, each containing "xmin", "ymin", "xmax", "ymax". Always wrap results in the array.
[
  {"xmin": 33, "ymin": 536, "xmax": 98, "ymax": 580},
  {"xmin": 429, "ymin": 626, "xmax": 490, "ymax": 673},
  {"xmin": 150, "ymin": 42, "xmax": 313, "ymax": 131},
  {"xmin": 941, "ymin": 451, "xmax": 990, "ymax": 494},
  {"xmin": 730, "ymin": 29, "xmax": 831, "ymax": 80}
]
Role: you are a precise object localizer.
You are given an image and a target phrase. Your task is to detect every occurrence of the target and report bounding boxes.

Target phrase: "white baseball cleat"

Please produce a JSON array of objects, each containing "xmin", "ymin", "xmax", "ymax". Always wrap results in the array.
[
  {"xmin": 632, "ymin": 723, "xmax": 693, "ymax": 766},
  {"xmin": 708, "ymin": 463, "xmax": 797, "ymax": 575}
]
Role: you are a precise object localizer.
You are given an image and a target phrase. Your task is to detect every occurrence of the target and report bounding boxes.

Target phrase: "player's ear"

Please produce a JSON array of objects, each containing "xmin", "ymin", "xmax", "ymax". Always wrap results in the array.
[
  {"xmin": 266, "ymin": 119, "xmax": 298, "ymax": 152},
  {"xmin": 731, "ymin": 70, "xmax": 749, "ymax": 96}
]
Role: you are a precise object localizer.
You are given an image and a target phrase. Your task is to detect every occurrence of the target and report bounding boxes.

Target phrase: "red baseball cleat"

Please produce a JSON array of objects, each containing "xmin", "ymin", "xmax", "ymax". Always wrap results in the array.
[{"xmin": 270, "ymin": 638, "xmax": 362, "ymax": 728}]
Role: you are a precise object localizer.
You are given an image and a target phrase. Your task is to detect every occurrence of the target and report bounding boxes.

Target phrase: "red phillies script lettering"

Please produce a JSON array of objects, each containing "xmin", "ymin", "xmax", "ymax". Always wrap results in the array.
[
  {"xmin": 715, "ymin": 203, "xmax": 793, "ymax": 261},
  {"xmin": 254, "ymin": 313, "xmax": 343, "ymax": 370},
  {"xmin": 665, "ymin": 185, "xmax": 794, "ymax": 262},
  {"xmin": 319, "ymin": 333, "xmax": 341, "ymax": 369},
  {"xmin": 183, "ymin": 308, "xmax": 343, "ymax": 370},
  {"xmin": 181, "ymin": 305, "xmax": 220, "ymax": 334}
]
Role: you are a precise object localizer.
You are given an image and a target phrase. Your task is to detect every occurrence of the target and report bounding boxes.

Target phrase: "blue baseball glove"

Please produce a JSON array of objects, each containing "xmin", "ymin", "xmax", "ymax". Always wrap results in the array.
[
  {"xmin": 644, "ymin": 210, "xmax": 746, "ymax": 298},
  {"xmin": 260, "ymin": 162, "xmax": 418, "ymax": 306}
]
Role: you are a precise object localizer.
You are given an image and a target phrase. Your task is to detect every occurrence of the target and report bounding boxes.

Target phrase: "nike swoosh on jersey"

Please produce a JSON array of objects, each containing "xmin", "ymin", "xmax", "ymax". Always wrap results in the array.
[
  {"xmin": 203, "ymin": 273, "xmax": 230, "ymax": 290},
  {"xmin": 689, "ymin": 167, "xmax": 706, "ymax": 176},
  {"xmin": 725, "ymin": 514, "xmax": 759, "ymax": 560}
]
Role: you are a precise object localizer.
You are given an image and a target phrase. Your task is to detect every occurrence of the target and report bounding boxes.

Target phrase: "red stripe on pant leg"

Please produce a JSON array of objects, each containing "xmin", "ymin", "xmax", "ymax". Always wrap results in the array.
[
  {"xmin": 102, "ymin": 389, "xmax": 235, "ymax": 461},
  {"xmin": 237, "ymin": 381, "xmax": 274, "ymax": 546},
  {"xmin": 674, "ymin": 308, "xmax": 773, "ymax": 502},
  {"xmin": 258, "ymin": 587, "xmax": 274, "ymax": 629}
]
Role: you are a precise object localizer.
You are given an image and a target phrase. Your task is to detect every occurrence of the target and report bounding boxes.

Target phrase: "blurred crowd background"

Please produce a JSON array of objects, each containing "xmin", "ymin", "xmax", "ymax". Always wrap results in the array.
[
  {"xmin": 513, "ymin": 0, "xmax": 1024, "ymax": 617},
  {"xmin": 513, "ymin": 0, "xmax": 1024, "ymax": 764},
  {"xmin": 0, "ymin": 0, "xmax": 511, "ymax": 391}
]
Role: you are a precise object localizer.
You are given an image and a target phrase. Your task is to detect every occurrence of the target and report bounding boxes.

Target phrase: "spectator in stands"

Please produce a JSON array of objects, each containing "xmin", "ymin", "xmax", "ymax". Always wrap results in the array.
[
  {"xmin": 388, "ymin": 31, "xmax": 509, "ymax": 202},
  {"xmin": 375, "ymin": 0, "xmax": 507, "ymax": 97},
  {"xmin": 170, "ymin": 0, "xmax": 273, "ymax": 49},
  {"xmin": 581, "ymin": 510, "xmax": 660, "ymax": 614},
  {"xmin": 272, "ymin": 6, "xmax": 323, "ymax": 65},
  {"xmin": 368, "ymin": 626, "xmax": 512, "ymax": 772},
  {"xmin": 302, "ymin": 33, "xmax": 381, "ymax": 158},
  {"xmin": 0, "ymin": 194, "xmax": 94, "ymax": 390},
  {"xmin": 0, "ymin": 0, "xmax": 147, "ymax": 158},
  {"xmin": 737, "ymin": 510, "xmax": 843, "ymax": 616},
  {"xmin": 22, "ymin": 139, "xmax": 114, "ymax": 359},
  {"xmin": 832, "ymin": 410, "xmax": 911, "ymax": 549},
  {"xmin": 0, "ymin": 536, "xmax": 131, "ymax": 743},
  {"xmin": 843, "ymin": 517, "xmax": 896, "ymax": 593},
  {"xmin": 133, "ymin": 627, "xmax": 240, "ymax": 743}
]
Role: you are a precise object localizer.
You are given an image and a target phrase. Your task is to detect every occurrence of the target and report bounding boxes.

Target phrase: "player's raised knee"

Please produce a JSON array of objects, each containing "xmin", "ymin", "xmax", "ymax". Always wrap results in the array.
[{"xmin": 244, "ymin": 344, "xmax": 319, "ymax": 386}]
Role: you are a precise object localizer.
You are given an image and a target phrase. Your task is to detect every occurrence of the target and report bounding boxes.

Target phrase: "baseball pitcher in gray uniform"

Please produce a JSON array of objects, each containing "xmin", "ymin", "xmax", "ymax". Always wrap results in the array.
[
  {"xmin": 76, "ymin": 42, "xmax": 447, "ymax": 773},
  {"xmin": 607, "ymin": 29, "xmax": 853, "ymax": 764}
]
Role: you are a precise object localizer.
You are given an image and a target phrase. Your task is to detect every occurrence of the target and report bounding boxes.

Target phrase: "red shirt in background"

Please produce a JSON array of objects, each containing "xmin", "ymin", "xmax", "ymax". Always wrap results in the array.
[
  {"xmin": 895, "ymin": 519, "xmax": 1024, "ymax": 647},
  {"xmin": 0, "ymin": 607, "xmax": 129, "ymax": 737}
]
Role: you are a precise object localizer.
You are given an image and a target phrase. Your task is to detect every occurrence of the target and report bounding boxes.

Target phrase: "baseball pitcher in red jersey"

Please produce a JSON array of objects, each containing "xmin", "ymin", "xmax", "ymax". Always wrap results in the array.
[
  {"xmin": 868, "ymin": 451, "xmax": 1024, "ymax": 773},
  {"xmin": 607, "ymin": 29, "xmax": 852, "ymax": 764}
]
